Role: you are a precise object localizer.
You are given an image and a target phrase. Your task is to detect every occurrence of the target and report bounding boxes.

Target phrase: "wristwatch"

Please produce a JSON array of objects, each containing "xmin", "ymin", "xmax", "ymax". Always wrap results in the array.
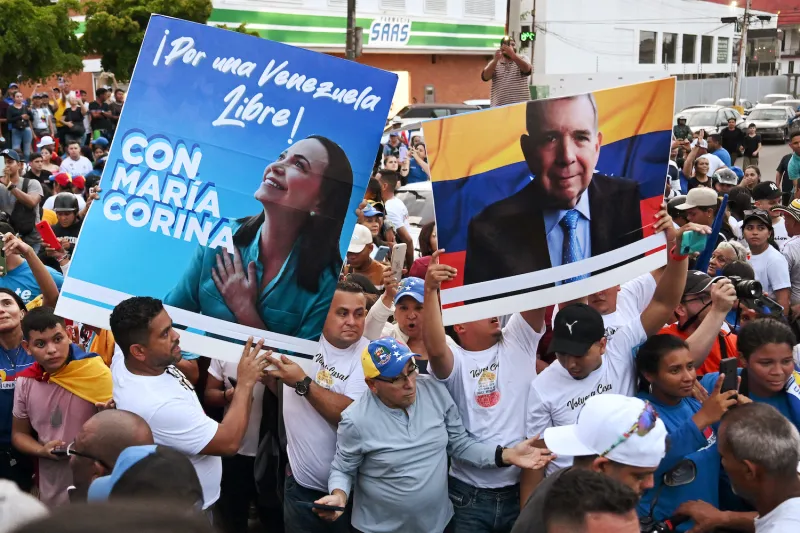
[
  {"xmin": 495, "ymin": 445, "xmax": 509, "ymax": 468},
  {"xmin": 6, "ymin": 183, "xmax": 16, "ymax": 192},
  {"xmin": 295, "ymin": 376, "xmax": 313, "ymax": 396}
]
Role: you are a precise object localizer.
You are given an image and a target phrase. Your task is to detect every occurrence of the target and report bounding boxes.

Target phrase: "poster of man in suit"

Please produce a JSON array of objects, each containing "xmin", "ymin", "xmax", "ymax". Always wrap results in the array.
[{"xmin": 423, "ymin": 78, "xmax": 674, "ymax": 325}]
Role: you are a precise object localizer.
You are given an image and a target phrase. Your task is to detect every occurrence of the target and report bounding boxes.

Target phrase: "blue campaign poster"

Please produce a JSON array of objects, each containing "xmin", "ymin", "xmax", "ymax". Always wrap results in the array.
[{"xmin": 56, "ymin": 15, "xmax": 397, "ymax": 361}]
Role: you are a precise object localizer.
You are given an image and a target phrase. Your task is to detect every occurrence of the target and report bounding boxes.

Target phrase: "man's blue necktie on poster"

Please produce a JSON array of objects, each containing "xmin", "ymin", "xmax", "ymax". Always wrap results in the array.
[{"xmin": 560, "ymin": 209, "xmax": 589, "ymax": 284}]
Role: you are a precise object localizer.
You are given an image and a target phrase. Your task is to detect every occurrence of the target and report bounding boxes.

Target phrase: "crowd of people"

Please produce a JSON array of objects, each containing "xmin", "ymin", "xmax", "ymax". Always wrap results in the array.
[{"xmin": 0, "ymin": 66, "xmax": 800, "ymax": 533}]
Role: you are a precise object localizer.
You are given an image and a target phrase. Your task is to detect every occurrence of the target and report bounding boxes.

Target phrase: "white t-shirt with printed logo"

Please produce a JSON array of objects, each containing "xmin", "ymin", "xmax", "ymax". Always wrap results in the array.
[
  {"xmin": 773, "ymin": 217, "xmax": 790, "ymax": 251},
  {"xmin": 207, "ymin": 359, "xmax": 264, "ymax": 457},
  {"xmin": 526, "ymin": 319, "xmax": 646, "ymax": 475},
  {"xmin": 283, "ymin": 335, "xmax": 369, "ymax": 492},
  {"xmin": 430, "ymin": 314, "xmax": 544, "ymax": 488},
  {"xmin": 111, "ymin": 350, "xmax": 221, "ymax": 508},
  {"xmin": 601, "ymin": 273, "xmax": 656, "ymax": 337}
]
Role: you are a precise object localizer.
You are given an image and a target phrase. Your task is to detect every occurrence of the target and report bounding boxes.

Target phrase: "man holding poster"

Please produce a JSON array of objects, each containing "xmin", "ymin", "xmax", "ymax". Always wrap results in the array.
[
  {"xmin": 54, "ymin": 16, "xmax": 397, "ymax": 361},
  {"xmin": 424, "ymin": 79, "xmax": 673, "ymax": 325},
  {"xmin": 464, "ymin": 94, "xmax": 644, "ymax": 286}
]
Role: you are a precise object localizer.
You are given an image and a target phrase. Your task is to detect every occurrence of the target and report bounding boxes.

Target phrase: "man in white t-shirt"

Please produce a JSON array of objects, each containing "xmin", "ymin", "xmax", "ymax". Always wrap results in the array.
[
  {"xmin": 58, "ymin": 141, "xmax": 93, "ymax": 176},
  {"xmin": 753, "ymin": 182, "xmax": 790, "ymax": 250},
  {"xmin": 521, "ymin": 218, "xmax": 694, "ymax": 505},
  {"xmin": 742, "ymin": 210, "xmax": 790, "ymax": 313},
  {"xmin": 587, "ymin": 273, "xmax": 658, "ymax": 337},
  {"xmin": 266, "ymin": 281, "xmax": 369, "ymax": 533},
  {"xmin": 109, "ymin": 296, "xmax": 268, "ymax": 511},
  {"xmin": 423, "ymin": 249, "xmax": 546, "ymax": 533},
  {"xmin": 378, "ymin": 170, "xmax": 413, "ymax": 269},
  {"xmin": 718, "ymin": 403, "xmax": 800, "ymax": 532}
]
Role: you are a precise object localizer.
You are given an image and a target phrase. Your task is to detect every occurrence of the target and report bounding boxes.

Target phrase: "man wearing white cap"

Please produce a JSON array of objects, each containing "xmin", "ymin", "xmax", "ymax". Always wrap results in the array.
[
  {"xmin": 676, "ymin": 187, "xmax": 733, "ymax": 243},
  {"xmin": 511, "ymin": 394, "xmax": 667, "ymax": 533},
  {"xmin": 346, "ymin": 224, "xmax": 384, "ymax": 290}
]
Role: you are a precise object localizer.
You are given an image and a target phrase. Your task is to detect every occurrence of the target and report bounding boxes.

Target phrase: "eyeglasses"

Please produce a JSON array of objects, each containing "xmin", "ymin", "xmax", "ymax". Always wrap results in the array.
[
  {"xmin": 682, "ymin": 293, "xmax": 711, "ymax": 305},
  {"xmin": 63, "ymin": 442, "xmax": 111, "ymax": 470},
  {"xmin": 375, "ymin": 362, "xmax": 418, "ymax": 385},
  {"xmin": 600, "ymin": 402, "xmax": 659, "ymax": 458}
]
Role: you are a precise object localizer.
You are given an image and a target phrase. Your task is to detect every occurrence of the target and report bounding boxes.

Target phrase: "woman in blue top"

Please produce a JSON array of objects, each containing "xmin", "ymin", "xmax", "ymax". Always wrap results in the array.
[
  {"xmin": 635, "ymin": 334, "xmax": 740, "ymax": 531},
  {"xmin": 700, "ymin": 318, "xmax": 800, "ymax": 430},
  {"xmin": 165, "ymin": 135, "xmax": 354, "ymax": 340}
]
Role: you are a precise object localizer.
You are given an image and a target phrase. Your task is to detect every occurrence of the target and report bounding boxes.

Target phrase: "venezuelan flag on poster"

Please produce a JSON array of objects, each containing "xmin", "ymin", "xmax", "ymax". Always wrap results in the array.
[{"xmin": 423, "ymin": 78, "xmax": 675, "ymax": 318}]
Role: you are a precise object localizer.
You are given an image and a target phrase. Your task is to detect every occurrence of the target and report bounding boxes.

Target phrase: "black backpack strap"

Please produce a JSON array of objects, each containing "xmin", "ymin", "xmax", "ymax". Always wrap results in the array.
[{"xmin": 21, "ymin": 178, "xmax": 30, "ymax": 194}]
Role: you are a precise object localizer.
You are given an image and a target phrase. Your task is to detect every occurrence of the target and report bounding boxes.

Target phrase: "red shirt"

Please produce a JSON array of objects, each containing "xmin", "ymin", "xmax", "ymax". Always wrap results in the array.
[{"xmin": 659, "ymin": 323, "xmax": 738, "ymax": 376}]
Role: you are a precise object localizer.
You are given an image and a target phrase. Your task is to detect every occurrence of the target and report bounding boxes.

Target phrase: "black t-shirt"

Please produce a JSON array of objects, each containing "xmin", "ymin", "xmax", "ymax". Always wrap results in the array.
[
  {"xmin": 778, "ymin": 153, "xmax": 794, "ymax": 193},
  {"xmin": 88, "ymin": 101, "xmax": 112, "ymax": 131},
  {"xmin": 63, "ymin": 107, "xmax": 85, "ymax": 133},
  {"xmin": 52, "ymin": 220, "xmax": 82, "ymax": 246},
  {"xmin": 24, "ymin": 169, "xmax": 51, "ymax": 186},
  {"xmin": 6, "ymin": 105, "xmax": 30, "ymax": 130},
  {"xmin": 742, "ymin": 134, "xmax": 762, "ymax": 157},
  {"xmin": 720, "ymin": 127, "xmax": 745, "ymax": 153},
  {"xmin": 688, "ymin": 177, "xmax": 712, "ymax": 190}
]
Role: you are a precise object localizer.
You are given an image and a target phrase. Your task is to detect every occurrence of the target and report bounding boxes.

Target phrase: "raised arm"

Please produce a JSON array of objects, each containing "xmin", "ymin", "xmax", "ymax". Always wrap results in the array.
[
  {"xmin": 684, "ymin": 280, "xmax": 736, "ymax": 366},
  {"xmin": 201, "ymin": 339, "xmax": 267, "ymax": 456},
  {"xmin": 3, "ymin": 234, "xmax": 60, "ymax": 308},
  {"xmin": 481, "ymin": 49, "xmax": 502, "ymax": 81},
  {"xmin": 423, "ymin": 250, "xmax": 456, "ymax": 379},
  {"xmin": 639, "ymin": 212, "xmax": 700, "ymax": 336},
  {"xmin": 266, "ymin": 353, "xmax": 356, "ymax": 426}
]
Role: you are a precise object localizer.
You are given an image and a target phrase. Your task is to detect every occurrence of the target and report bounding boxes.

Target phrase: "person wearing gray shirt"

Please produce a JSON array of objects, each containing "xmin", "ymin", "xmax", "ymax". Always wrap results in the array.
[
  {"xmin": 774, "ymin": 201, "xmax": 800, "ymax": 307},
  {"xmin": 313, "ymin": 337, "xmax": 552, "ymax": 533}
]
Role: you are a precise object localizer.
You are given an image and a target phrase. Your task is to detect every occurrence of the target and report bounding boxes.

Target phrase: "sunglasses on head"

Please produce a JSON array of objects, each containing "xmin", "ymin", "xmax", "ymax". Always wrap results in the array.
[{"xmin": 600, "ymin": 401, "xmax": 659, "ymax": 458}]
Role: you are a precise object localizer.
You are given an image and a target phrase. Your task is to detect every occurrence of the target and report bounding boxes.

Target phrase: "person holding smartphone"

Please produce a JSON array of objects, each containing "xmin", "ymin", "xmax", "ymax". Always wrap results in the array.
[{"xmin": 481, "ymin": 36, "xmax": 532, "ymax": 108}]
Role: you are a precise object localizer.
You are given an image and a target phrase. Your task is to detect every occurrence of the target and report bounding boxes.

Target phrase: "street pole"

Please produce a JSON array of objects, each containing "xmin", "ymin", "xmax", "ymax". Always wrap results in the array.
[
  {"xmin": 346, "ymin": 0, "xmax": 356, "ymax": 60},
  {"xmin": 507, "ymin": 0, "xmax": 521, "ymax": 41},
  {"xmin": 733, "ymin": 0, "xmax": 751, "ymax": 105}
]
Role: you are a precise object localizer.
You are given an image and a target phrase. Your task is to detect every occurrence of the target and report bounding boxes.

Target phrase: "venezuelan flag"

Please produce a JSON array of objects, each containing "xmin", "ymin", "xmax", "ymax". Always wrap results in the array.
[{"xmin": 423, "ymin": 78, "xmax": 675, "ymax": 295}]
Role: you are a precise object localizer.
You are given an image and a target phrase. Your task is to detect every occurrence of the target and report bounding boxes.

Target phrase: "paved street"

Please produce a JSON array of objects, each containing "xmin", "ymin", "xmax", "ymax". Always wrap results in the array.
[{"xmin": 749, "ymin": 141, "xmax": 793, "ymax": 183}]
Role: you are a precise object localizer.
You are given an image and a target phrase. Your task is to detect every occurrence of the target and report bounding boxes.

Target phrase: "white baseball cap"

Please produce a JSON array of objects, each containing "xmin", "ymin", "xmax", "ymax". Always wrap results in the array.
[
  {"xmin": 0, "ymin": 479, "xmax": 48, "ymax": 530},
  {"xmin": 348, "ymin": 224, "xmax": 373, "ymax": 254},
  {"xmin": 676, "ymin": 187, "xmax": 718, "ymax": 210},
  {"xmin": 543, "ymin": 394, "xmax": 667, "ymax": 468},
  {"xmin": 36, "ymin": 136, "xmax": 55, "ymax": 150}
]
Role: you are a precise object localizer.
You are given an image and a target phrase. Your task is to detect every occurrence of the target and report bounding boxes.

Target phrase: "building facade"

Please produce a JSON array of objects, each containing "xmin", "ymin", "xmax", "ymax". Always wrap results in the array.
[
  {"xmin": 525, "ymin": 0, "xmax": 777, "ymax": 98},
  {"xmin": 207, "ymin": 0, "xmax": 507, "ymax": 111}
]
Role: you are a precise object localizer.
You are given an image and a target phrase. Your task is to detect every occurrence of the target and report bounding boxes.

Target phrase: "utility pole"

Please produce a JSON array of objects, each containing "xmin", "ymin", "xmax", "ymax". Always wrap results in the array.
[
  {"xmin": 345, "ymin": 0, "xmax": 356, "ymax": 60},
  {"xmin": 732, "ymin": 0, "xmax": 751, "ymax": 106},
  {"xmin": 507, "ymin": 0, "xmax": 521, "ymax": 41}
]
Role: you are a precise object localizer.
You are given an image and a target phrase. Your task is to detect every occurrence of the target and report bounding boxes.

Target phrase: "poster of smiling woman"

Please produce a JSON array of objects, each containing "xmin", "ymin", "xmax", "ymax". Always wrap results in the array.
[
  {"xmin": 424, "ymin": 78, "xmax": 674, "ymax": 325},
  {"xmin": 56, "ymin": 16, "xmax": 397, "ymax": 361}
]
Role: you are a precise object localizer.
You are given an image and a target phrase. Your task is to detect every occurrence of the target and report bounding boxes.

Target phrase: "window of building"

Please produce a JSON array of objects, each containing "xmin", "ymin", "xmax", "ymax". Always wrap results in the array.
[
  {"xmin": 639, "ymin": 31, "xmax": 656, "ymax": 64},
  {"xmin": 790, "ymin": 61, "xmax": 795, "ymax": 74},
  {"xmin": 700, "ymin": 35, "xmax": 713, "ymax": 63},
  {"xmin": 662, "ymin": 33, "xmax": 677, "ymax": 64},
  {"xmin": 717, "ymin": 37, "xmax": 729, "ymax": 63},
  {"xmin": 682, "ymin": 34, "xmax": 697, "ymax": 63},
  {"xmin": 424, "ymin": 0, "xmax": 447, "ymax": 13},
  {"xmin": 381, "ymin": 0, "xmax": 406, "ymax": 9},
  {"xmin": 464, "ymin": 0, "xmax": 494, "ymax": 18}
]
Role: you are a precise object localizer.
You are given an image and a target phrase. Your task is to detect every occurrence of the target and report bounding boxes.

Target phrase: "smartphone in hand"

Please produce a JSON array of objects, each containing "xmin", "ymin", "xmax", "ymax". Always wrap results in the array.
[{"xmin": 719, "ymin": 357, "xmax": 739, "ymax": 396}]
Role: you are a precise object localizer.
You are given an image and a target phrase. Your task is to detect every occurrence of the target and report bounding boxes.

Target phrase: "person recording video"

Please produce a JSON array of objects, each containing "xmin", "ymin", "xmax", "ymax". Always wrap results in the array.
[{"xmin": 481, "ymin": 36, "xmax": 531, "ymax": 108}]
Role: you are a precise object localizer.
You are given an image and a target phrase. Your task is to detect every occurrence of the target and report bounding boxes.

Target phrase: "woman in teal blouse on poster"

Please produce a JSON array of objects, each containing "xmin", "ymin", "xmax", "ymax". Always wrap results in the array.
[{"xmin": 165, "ymin": 135, "xmax": 354, "ymax": 341}]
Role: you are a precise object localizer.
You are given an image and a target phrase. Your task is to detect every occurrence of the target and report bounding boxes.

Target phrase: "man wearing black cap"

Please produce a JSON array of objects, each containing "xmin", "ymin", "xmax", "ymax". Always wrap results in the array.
[
  {"xmin": 753, "ymin": 181, "xmax": 789, "ymax": 250},
  {"xmin": 658, "ymin": 270, "xmax": 737, "ymax": 375},
  {"xmin": 0, "ymin": 148, "xmax": 44, "ymax": 251},
  {"xmin": 520, "ymin": 219, "xmax": 698, "ymax": 505},
  {"xmin": 667, "ymin": 196, "xmax": 688, "ymax": 227}
]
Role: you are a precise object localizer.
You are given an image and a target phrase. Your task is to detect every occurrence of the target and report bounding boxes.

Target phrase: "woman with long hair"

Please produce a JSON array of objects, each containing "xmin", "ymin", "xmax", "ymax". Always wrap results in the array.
[
  {"xmin": 61, "ymin": 96, "xmax": 85, "ymax": 145},
  {"xmin": 39, "ymin": 146, "xmax": 60, "ymax": 174},
  {"xmin": 165, "ymin": 135, "xmax": 354, "ymax": 338},
  {"xmin": 741, "ymin": 210, "xmax": 790, "ymax": 312},
  {"xmin": 6, "ymin": 91, "xmax": 33, "ymax": 160},
  {"xmin": 740, "ymin": 165, "xmax": 761, "ymax": 191},
  {"xmin": 635, "ymin": 334, "xmax": 743, "ymax": 530},
  {"xmin": 409, "ymin": 221, "xmax": 436, "ymax": 279},
  {"xmin": 686, "ymin": 156, "xmax": 713, "ymax": 190}
]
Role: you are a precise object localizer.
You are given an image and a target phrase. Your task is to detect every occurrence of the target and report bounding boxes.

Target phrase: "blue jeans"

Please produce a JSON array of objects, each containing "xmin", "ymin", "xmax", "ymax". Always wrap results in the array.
[
  {"xmin": 448, "ymin": 476, "xmax": 520, "ymax": 533},
  {"xmin": 283, "ymin": 474, "xmax": 351, "ymax": 533},
  {"xmin": 11, "ymin": 127, "xmax": 32, "ymax": 161}
]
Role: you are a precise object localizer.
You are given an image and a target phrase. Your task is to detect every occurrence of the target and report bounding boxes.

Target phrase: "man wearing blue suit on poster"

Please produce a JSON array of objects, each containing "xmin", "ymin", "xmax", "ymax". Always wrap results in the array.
[{"xmin": 464, "ymin": 94, "xmax": 644, "ymax": 287}]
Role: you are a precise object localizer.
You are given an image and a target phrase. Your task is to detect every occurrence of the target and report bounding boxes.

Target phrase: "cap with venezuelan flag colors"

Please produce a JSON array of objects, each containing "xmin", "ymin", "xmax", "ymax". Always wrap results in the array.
[{"xmin": 362, "ymin": 337, "xmax": 417, "ymax": 379}]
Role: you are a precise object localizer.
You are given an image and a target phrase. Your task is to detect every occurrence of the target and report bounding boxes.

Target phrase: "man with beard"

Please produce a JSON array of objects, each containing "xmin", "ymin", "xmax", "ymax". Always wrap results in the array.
[
  {"xmin": 482, "ymin": 36, "xmax": 532, "ymax": 107},
  {"xmin": 109, "ymin": 297, "xmax": 269, "ymax": 512},
  {"xmin": 714, "ymin": 403, "xmax": 800, "ymax": 531}
]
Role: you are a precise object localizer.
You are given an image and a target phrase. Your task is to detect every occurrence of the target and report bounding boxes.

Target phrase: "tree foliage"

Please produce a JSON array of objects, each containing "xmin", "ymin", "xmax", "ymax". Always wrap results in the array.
[
  {"xmin": 215, "ymin": 23, "xmax": 261, "ymax": 38},
  {"xmin": 83, "ymin": 0, "xmax": 214, "ymax": 81},
  {"xmin": 0, "ymin": 0, "xmax": 84, "ymax": 86}
]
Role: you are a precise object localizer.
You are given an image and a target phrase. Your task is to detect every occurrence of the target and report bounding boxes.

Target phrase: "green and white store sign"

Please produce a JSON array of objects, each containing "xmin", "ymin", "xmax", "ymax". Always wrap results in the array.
[{"xmin": 208, "ymin": 9, "xmax": 504, "ymax": 51}]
